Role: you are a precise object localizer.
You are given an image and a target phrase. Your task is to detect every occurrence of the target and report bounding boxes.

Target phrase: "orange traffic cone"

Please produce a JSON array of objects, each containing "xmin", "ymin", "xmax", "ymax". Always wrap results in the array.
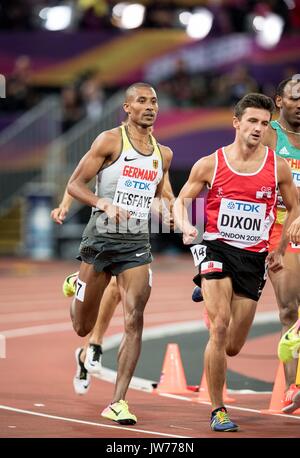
[
  {"xmin": 154, "ymin": 343, "xmax": 190, "ymax": 394},
  {"xmin": 261, "ymin": 361, "xmax": 286, "ymax": 414},
  {"xmin": 194, "ymin": 368, "xmax": 236, "ymax": 403},
  {"xmin": 261, "ymin": 361, "xmax": 300, "ymax": 415}
]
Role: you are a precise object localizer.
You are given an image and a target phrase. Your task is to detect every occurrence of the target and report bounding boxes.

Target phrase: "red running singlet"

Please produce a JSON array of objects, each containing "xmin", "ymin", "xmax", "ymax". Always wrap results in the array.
[{"xmin": 203, "ymin": 147, "xmax": 278, "ymax": 252}]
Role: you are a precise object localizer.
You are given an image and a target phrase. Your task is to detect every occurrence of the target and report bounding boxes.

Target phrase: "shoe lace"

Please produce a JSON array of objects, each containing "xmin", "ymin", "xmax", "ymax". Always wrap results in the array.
[
  {"xmin": 118, "ymin": 400, "xmax": 129, "ymax": 412},
  {"xmin": 215, "ymin": 410, "xmax": 231, "ymax": 424}
]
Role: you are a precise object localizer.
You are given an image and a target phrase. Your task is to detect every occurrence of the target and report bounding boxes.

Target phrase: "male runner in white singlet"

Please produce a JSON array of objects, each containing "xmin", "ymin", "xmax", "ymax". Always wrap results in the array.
[{"xmin": 66, "ymin": 83, "xmax": 173, "ymax": 425}]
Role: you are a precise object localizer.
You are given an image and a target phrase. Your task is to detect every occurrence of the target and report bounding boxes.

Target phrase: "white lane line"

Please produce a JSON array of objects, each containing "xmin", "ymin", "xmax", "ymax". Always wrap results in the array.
[
  {"xmin": 0, "ymin": 405, "xmax": 190, "ymax": 438},
  {"xmin": 0, "ymin": 309, "xmax": 69, "ymax": 324},
  {"xmin": 0, "ymin": 298, "xmax": 67, "ymax": 307},
  {"xmin": 1, "ymin": 322, "xmax": 72, "ymax": 338},
  {"xmin": 2, "ymin": 313, "xmax": 279, "ymax": 395},
  {"xmin": 109, "ymin": 311, "xmax": 279, "ymax": 346},
  {"xmin": 95, "ymin": 312, "xmax": 279, "ymax": 394},
  {"xmin": 3, "ymin": 311, "xmax": 298, "ymax": 432},
  {"xmin": 0, "ymin": 314, "xmax": 206, "ymax": 340},
  {"xmin": 1, "ymin": 318, "xmax": 201, "ymax": 339},
  {"xmin": 0, "ymin": 308, "xmax": 202, "ymax": 325},
  {"xmin": 0, "ymin": 334, "xmax": 5, "ymax": 358},
  {"xmin": 158, "ymin": 393, "xmax": 300, "ymax": 419},
  {"xmin": 0, "ymin": 310, "xmax": 278, "ymax": 331}
]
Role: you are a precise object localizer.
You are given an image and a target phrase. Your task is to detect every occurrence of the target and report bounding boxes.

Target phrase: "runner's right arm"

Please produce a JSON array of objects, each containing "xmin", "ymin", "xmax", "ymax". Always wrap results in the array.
[
  {"xmin": 174, "ymin": 154, "xmax": 215, "ymax": 244},
  {"xmin": 50, "ymin": 189, "xmax": 74, "ymax": 225},
  {"xmin": 67, "ymin": 130, "xmax": 129, "ymax": 223}
]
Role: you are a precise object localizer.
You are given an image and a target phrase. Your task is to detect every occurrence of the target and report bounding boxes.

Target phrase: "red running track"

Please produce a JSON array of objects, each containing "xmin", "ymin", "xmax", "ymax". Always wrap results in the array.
[{"xmin": 0, "ymin": 256, "xmax": 299, "ymax": 438}]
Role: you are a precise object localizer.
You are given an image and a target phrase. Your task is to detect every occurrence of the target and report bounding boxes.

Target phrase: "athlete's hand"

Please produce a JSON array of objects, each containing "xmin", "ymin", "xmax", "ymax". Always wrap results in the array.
[
  {"xmin": 287, "ymin": 216, "xmax": 300, "ymax": 245},
  {"xmin": 182, "ymin": 224, "xmax": 198, "ymax": 245},
  {"xmin": 104, "ymin": 203, "xmax": 130, "ymax": 223},
  {"xmin": 50, "ymin": 206, "xmax": 69, "ymax": 225},
  {"xmin": 267, "ymin": 250, "xmax": 283, "ymax": 273},
  {"xmin": 162, "ymin": 210, "xmax": 175, "ymax": 230}
]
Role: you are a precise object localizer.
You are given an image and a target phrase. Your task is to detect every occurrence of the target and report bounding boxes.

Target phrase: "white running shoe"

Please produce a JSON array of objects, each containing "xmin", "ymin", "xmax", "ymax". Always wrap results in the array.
[
  {"xmin": 84, "ymin": 343, "xmax": 103, "ymax": 374},
  {"xmin": 73, "ymin": 348, "xmax": 91, "ymax": 395}
]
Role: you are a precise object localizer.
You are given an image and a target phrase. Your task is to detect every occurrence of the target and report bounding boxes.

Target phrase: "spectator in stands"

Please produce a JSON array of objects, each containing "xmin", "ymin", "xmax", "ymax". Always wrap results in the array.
[
  {"xmin": 144, "ymin": 3, "xmax": 175, "ymax": 28},
  {"xmin": 209, "ymin": 65, "xmax": 258, "ymax": 107},
  {"xmin": 170, "ymin": 59, "xmax": 194, "ymax": 107},
  {"xmin": 61, "ymin": 85, "xmax": 85, "ymax": 133},
  {"xmin": 80, "ymin": 76, "xmax": 104, "ymax": 121},
  {"xmin": 4, "ymin": 55, "xmax": 39, "ymax": 112},
  {"xmin": 225, "ymin": 64, "xmax": 259, "ymax": 105},
  {"xmin": 158, "ymin": 59, "xmax": 194, "ymax": 108},
  {"xmin": 0, "ymin": 0, "xmax": 31, "ymax": 30},
  {"xmin": 289, "ymin": 0, "xmax": 300, "ymax": 32},
  {"xmin": 78, "ymin": 0, "xmax": 110, "ymax": 29}
]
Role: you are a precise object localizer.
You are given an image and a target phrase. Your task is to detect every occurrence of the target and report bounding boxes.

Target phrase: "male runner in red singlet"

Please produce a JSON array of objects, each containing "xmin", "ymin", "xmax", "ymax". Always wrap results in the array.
[{"xmin": 174, "ymin": 93, "xmax": 299, "ymax": 432}]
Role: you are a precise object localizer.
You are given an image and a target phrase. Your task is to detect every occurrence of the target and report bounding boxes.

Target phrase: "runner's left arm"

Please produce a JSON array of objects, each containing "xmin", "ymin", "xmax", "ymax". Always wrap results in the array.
[
  {"xmin": 161, "ymin": 170, "xmax": 175, "ymax": 202},
  {"xmin": 50, "ymin": 189, "xmax": 74, "ymax": 224},
  {"xmin": 152, "ymin": 169, "xmax": 176, "ymax": 228},
  {"xmin": 288, "ymin": 215, "xmax": 300, "ymax": 244},
  {"xmin": 151, "ymin": 146, "xmax": 174, "ymax": 226},
  {"xmin": 155, "ymin": 146, "xmax": 173, "ymax": 199}
]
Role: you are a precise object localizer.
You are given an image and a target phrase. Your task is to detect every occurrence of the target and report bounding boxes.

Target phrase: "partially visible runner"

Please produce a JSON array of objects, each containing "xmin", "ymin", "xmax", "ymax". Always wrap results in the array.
[
  {"xmin": 65, "ymin": 82, "xmax": 173, "ymax": 424},
  {"xmin": 263, "ymin": 78, "xmax": 300, "ymax": 413},
  {"xmin": 51, "ymin": 173, "xmax": 174, "ymax": 395},
  {"xmin": 174, "ymin": 93, "xmax": 299, "ymax": 432}
]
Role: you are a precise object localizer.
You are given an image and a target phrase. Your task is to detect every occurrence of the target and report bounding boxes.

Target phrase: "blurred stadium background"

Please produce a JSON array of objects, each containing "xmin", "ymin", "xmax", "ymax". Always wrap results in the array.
[{"xmin": 0, "ymin": 0, "xmax": 300, "ymax": 261}]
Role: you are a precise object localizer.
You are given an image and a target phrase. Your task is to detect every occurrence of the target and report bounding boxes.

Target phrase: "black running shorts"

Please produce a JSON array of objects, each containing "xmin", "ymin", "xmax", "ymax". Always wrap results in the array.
[
  {"xmin": 193, "ymin": 240, "xmax": 268, "ymax": 301},
  {"xmin": 77, "ymin": 237, "xmax": 152, "ymax": 275}
]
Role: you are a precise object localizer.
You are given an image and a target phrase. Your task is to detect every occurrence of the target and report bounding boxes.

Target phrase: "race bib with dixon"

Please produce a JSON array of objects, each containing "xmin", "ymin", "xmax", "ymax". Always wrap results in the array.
[{"xmin": 217, "ymin": 198, "xmax": 266, "ymax": 242}]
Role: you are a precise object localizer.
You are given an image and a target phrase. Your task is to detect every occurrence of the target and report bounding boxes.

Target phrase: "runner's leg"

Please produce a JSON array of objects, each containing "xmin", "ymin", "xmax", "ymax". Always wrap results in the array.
[
  {"xmin": 226, "ymin": 293, "xmax": 257, "ymax": 357},
  {"xmin": 269, "ymin": 251, "xmax": 300, "ymax": 386},
  {"xmin": 202, "ymin": 277, "xmax": 232, "ymax": 410},
  {"xmin": 70, "ymin": 262, "xmax": 111, "ymax": 337},
  {"xmin": 112, "ymin": 264, "xmax": 151, "ymax": 402}
]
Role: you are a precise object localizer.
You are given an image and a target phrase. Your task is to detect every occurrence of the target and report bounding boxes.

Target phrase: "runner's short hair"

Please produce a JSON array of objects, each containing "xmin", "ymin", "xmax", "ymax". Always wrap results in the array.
[
  {"xmin": 234, "ymin": 93, "xmax": 275, "ymax": 120},
  {"xmin": 276, "ymin": 77, "xmax": 300, "ymax": 98},
  {"xmin": 125, "ymin": 82, "xmax": 155, "ymax": 101},
  {"xmin": 276, "ymin": 78, "xmax": 293, "ymax": 97}
]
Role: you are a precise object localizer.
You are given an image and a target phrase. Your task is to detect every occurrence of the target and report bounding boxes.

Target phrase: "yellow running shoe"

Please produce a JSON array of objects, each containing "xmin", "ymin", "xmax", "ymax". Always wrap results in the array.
[
  {"xmin": 101, "ymin": 400, "xmax": 137, "ymax": 425},
  {"xmin": 278, "ymin": 319, "xmax": 300, "ymax": 363},
  {"xmin": 62, "ymin": 271, "xmax": 79, "ymax": 297}
]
